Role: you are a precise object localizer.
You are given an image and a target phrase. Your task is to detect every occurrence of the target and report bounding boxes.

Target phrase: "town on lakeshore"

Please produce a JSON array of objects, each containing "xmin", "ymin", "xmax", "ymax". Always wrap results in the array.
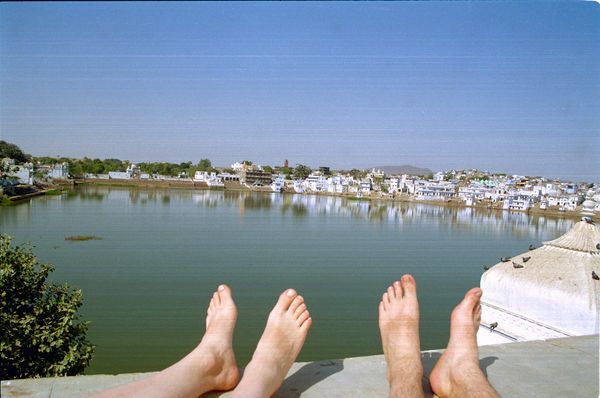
[{"xmin": 1, "ymin": 142, "xmax": 599, "ymax": 220}]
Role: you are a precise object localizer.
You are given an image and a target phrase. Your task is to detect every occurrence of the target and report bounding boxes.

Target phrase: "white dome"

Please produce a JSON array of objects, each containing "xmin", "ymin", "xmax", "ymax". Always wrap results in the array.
[{"xmin": 480, "ymin": 221, "xmax": 600, "ymax": 339}]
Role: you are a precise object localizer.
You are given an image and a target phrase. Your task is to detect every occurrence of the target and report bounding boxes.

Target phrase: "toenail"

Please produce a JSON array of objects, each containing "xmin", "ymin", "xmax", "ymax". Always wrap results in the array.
[
  {"xmin": 286, "ymin": 289, "xmax": 296, "ymax": 297},
  {"xmin": 218, "ymin": 285, "xmax": 225, "ymax": 291}
]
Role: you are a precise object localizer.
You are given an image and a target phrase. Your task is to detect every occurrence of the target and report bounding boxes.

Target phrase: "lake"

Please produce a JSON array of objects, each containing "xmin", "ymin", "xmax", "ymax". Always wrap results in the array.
[{"xmin": 0, "ymin": 186, "xmax": 574, "ymax": 374}]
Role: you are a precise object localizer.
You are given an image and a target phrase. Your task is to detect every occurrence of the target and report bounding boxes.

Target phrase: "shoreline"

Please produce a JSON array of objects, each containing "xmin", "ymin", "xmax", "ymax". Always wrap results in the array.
[
  {"xmin": 5, "ymin": 177, "xmax": 596, "ymax": 222},
  {"xmin": 64, "ymin": 178, "xmax": 599, "ymax": 222}
]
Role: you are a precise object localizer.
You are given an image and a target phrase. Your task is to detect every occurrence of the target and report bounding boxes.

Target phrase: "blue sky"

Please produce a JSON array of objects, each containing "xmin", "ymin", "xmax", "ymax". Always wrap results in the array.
[{"xmin": 1, "ymin": 2, "xmax": 598, "ymax": 181}]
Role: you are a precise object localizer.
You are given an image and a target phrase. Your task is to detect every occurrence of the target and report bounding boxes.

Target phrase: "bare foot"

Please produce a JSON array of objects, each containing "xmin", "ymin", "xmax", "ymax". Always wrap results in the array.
[
  {"xmin": 429, "ymin": 288, "xmax": 499, "ymax": 398},
  {"xmin": 379, "ymin": 274, "xmax": 425, "ymax": 398},
  {"xmin": 90, "ymin": 284, "xmax": 240, "ymax": 398},
  {"xmin": 231, "ymin": 288, "xmax": 312, "ymax": 398},
  {"xmin": 193, "ymin": 284, "xmax": 240, "ymax": 391}
]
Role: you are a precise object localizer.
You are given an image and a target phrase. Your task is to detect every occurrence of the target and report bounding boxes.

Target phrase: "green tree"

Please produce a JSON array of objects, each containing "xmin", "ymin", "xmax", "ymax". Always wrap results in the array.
[
  {"xmin": 280, "ymin": 166, "xmax": 291, "ymax": 175},
  {"xmin": 293, "ymin": 164, "xmax": 312, "ymax": 179},
  {"xmin": 349, "ymin": 169, "xmax": 366, "ymax": 179},
  {"xmin": 68, "ymin": 160, "xmax": 84, "ymax": 177},
  {"xmin": 0, "ymin": 141, "xmax": 30, "ymax": 163},
  {"xmin": 263, "ymin": 165, "xmax": 273, "ymax": 174},
  {"xmin": 0, "ymin": 235, "xmax": 94, "ymax": 378},
  {"xmin": 197, "ymin": 159, "xmax": 212, "ymax": 171},
  {"xmin": 242, "ymin": 160, "xmax": 253, "ymax": 166}
]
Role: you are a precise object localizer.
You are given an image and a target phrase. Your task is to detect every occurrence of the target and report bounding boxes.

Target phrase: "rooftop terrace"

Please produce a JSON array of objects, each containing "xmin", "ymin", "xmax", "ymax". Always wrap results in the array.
[{"xmin": 2, "ymin": 335, "xmax": 598, "ymax": 398}]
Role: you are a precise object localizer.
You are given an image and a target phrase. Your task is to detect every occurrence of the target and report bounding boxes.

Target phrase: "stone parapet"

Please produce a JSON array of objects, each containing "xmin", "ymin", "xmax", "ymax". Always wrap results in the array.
[{"xmin": 2, "ymin": 335, "xmax": 598, "ymax": 398}]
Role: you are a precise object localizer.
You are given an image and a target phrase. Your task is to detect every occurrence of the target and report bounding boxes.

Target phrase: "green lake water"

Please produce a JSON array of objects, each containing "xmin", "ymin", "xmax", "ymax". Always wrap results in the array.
[{"xmin": 0, "ymin": 186, "xmax": 574, "ymax": 374}]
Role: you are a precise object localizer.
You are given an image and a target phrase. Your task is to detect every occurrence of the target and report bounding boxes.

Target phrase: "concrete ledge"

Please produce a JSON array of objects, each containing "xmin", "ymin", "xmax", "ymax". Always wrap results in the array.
[{"xmin": 2, "ymin": 335, "xmax": 598, "ymax": 397}]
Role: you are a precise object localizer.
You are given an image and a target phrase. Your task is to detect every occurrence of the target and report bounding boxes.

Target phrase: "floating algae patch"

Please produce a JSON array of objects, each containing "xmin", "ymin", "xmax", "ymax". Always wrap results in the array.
[
  {"xmin": 65, "ymin": 235, "xmax": 103, "ymax": 241},
  {"xmin": 45, "ymin": 189, "xmax": 66, "ymax": 196}
]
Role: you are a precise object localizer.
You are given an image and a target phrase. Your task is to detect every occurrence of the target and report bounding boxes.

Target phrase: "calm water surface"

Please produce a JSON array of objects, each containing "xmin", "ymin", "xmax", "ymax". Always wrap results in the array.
[{"xmin": 0, "ymin": 186, "xmax": 574, "ymax": 374}]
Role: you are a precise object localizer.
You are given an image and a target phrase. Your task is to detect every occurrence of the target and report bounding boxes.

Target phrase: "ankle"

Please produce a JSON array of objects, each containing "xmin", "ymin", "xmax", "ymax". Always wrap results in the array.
[
  {"xmin": 449, "ymin": 363, "xmax": 485, "ymax": 390},
  {"xmin": 232, "ymin": 363, "xmax": 278, "ymax": 398},
  {"xmin": 390, "ymin": 375, "xmax": 425, "ymax": 398},
  {"xmin": 388, "ymin": 361, "xmax": 424, "ymax": 390}
]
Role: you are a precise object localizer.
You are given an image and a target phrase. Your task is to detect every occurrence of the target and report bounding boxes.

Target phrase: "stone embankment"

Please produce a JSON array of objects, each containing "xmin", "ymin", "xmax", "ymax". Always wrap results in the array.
[{"xmin": 1, "ymin": 335, "xmax": 597, "ymax": 397}]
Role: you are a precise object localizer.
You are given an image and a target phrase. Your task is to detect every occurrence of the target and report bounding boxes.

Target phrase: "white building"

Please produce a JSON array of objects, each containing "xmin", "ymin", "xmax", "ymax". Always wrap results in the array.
[
  {"xmin": 49, "ymin": 163, "xmax": 70, "ymax": 179},
  {"xmin": 194, "ymin": 171, "xmax": 224, "ymax": 187},
  {"xmin": 545, "ymin": 183, "xmax": 559, "ymax": 196},
  {"xmin": 303, "ymin": 174, "xmax": 328, "ymax": 192},
  {"xmin": 477, "ymin": 220, "xmax": 600, "ymax": 345},
  {"xmin": 6, "ymin": 162, "xmax": 34, "ymax": 185},
  {"xmin": 486, "ymin": 187, "xmax": 510, "ymax": 203},
  {"xmin": 433, "ymin": 171, "xmax": 445, "ymax": 182},
  {"xmin": 547, "ymin": 195, "xmax": 580, "ymax": 210},
  {"xmin": 503, "ymin": 195, "xmax": 532, "ymax": 211},
  {"xmin": 458, "ymin": 186, "xmax": 487, "ymax": 201},
  {"xmin": 108, "ymin": 171, "xmax": 131, "ymax": 180},
  {"xmin": 359, "ymin": 180, "xmax": 371, "ymax": 194},
  {"xmin": 387, "ymin": 177, "xmax": 400, "ymax": 194},
  {"xmin": 368, "ymin": 168, "xmax": 385, "ymax": 179},
  {"xmin": 326, "ymin": 176, "xmax": 347, "ymax": 194},
  {"xmin": 231, "ymin": 162, "xmax": 262, "ymax": 172},
  {"xmin": 415, "ymin": 181, "xmax": 456, "ymax": 201}
]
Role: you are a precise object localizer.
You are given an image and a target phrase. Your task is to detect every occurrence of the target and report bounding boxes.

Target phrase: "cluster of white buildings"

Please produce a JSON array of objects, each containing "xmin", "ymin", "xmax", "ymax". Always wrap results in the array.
[
  {"xmin": 4, "ymin": 158, "xmax": 599, "ymax": 215},
  {"xmin": 2, "ymin": 158, "xmax": 71, "ymax": 185},
  {"xmin": 286, "ymin": 168, "xmax": 599, "ymax": 214}
]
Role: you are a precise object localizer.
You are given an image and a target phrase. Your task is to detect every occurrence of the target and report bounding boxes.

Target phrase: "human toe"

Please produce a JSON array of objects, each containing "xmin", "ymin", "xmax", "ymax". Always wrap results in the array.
[
  {"xmin": 401, "ymin": 274, "xmax": 417, "ymax": 298},
  {"xmin": 276, "ymin": 288, "xmax": 298, "ymax": 311},
  {"xmin": 392, "ymin": 280, "xmax": 403, "ymax": 298},
  {"xmin": 387, "ymin": 286, "xmax": 396, "ymax": 300},
  {"xmin": 289, "ymin": 295, "xmax": 305, "ymax": 313},
  {"xmin": 462, "ymin": 288, "xmax": 482, "ymax": 309},
  {"xmin": 217, "ymin": 284, "xmax": 234, "ymax": 304},
  {"xmin": 296, "ymin": 309, "xmax": 310, "ymax": 325}
]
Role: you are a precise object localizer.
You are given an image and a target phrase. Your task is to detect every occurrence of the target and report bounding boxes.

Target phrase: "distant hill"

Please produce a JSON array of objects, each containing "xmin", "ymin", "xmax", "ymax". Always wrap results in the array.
[{"xmin": 371, "ymin": 165, "xmax": 433, "ymax": 176}]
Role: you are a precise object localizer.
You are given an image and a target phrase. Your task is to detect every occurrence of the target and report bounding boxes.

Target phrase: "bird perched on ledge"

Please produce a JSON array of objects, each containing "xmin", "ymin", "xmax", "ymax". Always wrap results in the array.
[
  {"xmin": 513, "ymin": 261, "xmax": 524, "ymax": 269},
  {"xmin": 501, "ymin": 257, "xmax": 511, "ymax": 262},
  {"xmin": 582, "ymin": 216, "xmax": 594, "ymax": 224},
  {"xmin": 522, "ymin": 256, "xmax": 531, "ymax": 262},
  {"xmin": 528, "ymin": 244, "xmax": 536, "ymax": 250},
  {"xmin": 593, "ymin": 271, "xmax": 599, "ymax": 281},
  {"xmin": 489, "ymin": 322, "xmax": 498, "ymax": 331}
]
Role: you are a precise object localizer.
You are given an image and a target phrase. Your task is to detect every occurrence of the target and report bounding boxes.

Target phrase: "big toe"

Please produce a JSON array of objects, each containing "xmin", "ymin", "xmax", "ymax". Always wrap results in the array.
[
  {"xmin": 400, "ymin": 274, "xmax": 417, "ymax": 298},
  {"xmin": 217, "ymin": 284, "xmax": 234, "ymax": 304},
  {"xmin": 461, "ymin": 287, "xmax": 482, "ymax": 310},
  {"xmin": 275, "ymin": 288, "xmax": 298, "ymax": 311}
]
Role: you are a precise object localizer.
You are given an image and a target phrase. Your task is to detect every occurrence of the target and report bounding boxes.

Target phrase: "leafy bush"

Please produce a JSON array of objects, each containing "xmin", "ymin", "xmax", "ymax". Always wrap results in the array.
[
  {"xmin": 0, "ymin": 235, "xmax": 94, "ymax": 379},
  {"xmin": 0, "ymin": 141, "xmax": 30, "ymax": 163}
]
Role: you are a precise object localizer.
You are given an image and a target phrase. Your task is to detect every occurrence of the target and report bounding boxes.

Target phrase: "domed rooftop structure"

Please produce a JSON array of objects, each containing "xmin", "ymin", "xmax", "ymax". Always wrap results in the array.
[{"xmin": 477, "ymin": 220, "xmax": 600, "ymax": 345}]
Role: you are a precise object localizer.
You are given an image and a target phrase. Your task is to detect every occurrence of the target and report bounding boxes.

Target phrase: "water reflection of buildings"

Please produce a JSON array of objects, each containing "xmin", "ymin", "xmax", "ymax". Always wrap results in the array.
[
  {"xmin": 69, "ymin": 187, "xmax": 575, "ymax": 238},
  {"xmin": 185, "ymin": 190, "xmax": 574, "ymax": 238}
]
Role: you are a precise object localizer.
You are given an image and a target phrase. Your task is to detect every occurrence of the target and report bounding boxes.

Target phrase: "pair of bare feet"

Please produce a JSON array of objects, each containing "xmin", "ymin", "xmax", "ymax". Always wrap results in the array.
[
  {"xmin": 91, "ymin": 285, "xmax": 311, "ymax": 398},
  {"xmin": 379, "ymin": 274, "xmax": 499, "ymax": 398},
  {"xmin": 191, "ymin": 285, "xmax": 312, "ymax": 397}
]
